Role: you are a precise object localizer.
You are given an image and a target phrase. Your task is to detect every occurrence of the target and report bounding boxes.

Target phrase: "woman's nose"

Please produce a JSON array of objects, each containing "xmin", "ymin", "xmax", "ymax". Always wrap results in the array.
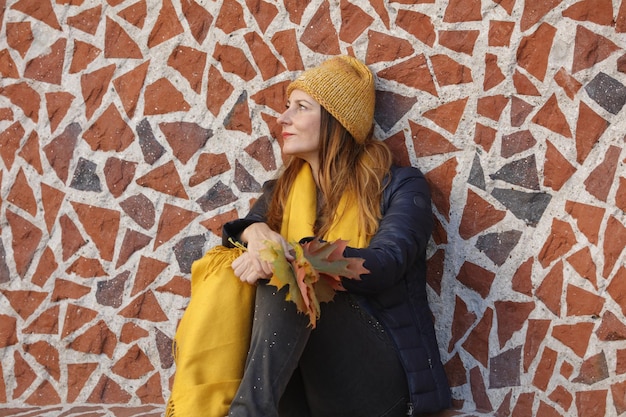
[{"xmin": 277, "ymin": 109, "xmax": 290, "ymax": 125}]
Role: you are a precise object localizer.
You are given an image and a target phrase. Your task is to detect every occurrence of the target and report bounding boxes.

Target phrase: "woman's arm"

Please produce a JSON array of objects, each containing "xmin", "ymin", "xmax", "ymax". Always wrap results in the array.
[{"xmin": 342, "ymin": 167, "xmax": 434, "ymax": 295}]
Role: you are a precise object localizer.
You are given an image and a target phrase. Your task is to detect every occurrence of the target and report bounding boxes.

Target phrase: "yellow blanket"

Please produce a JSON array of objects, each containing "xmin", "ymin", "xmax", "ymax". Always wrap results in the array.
[{"xmin": 166, "ymin": 163, "xmax": 366, "ymax": 416}]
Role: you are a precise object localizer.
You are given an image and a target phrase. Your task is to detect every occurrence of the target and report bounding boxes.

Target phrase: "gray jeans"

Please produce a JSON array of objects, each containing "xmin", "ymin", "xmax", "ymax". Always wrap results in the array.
[{"xmin": 228, "ymin": 283, "xmax": 409, "ymax": 417}]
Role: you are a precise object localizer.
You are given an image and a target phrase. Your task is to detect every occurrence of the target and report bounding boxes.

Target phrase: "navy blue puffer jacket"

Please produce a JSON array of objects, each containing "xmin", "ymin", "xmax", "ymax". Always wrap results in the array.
[{"xmin": 223, "ymin": 165, "xmax": 451, "ymax": 415}]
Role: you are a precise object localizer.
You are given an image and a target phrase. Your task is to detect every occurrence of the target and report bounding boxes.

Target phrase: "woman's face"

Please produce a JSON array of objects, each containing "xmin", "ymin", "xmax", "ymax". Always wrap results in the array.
[{"xmin": 278, "ymin": 89, "xmax": 322, "ymax": 165}]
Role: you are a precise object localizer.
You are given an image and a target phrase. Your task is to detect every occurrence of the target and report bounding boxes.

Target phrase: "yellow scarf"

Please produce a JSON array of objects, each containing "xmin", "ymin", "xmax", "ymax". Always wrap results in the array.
[{"xmin": 166, "ymin": 163, "xmax": 367, "ymax": 417}]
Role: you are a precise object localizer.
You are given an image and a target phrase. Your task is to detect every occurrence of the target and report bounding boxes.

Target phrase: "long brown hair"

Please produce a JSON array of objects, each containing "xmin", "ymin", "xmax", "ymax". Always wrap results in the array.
[{"xmin": 266, "ymin": 107, "xmax": 392, "ymax": 240}]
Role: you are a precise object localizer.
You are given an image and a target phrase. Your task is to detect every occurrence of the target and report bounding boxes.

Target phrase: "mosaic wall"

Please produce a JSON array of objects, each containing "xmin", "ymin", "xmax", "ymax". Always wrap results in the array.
[{"xmin": 1, "ymin": 0, "xmax": 626, "ymax": 415}]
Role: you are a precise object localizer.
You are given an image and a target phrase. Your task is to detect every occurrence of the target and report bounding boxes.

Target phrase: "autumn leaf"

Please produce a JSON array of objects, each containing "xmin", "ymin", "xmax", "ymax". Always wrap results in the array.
[{"xmin": 260, "ymin": 238, "xmax": 369, "ymax": 327}]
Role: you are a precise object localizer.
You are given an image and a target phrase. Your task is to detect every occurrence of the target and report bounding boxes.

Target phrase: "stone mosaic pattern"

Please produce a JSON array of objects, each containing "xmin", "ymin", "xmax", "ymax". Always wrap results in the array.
[{"xmin": 1, "ymin": 0, "xmax": 626, "ymax": 415}]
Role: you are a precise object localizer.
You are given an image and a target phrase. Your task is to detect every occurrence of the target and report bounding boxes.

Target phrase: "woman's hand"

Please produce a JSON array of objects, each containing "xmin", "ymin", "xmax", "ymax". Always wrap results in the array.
[{"xmin": 232, "ymin": 223, "xmax": 292, "ymax": 284}]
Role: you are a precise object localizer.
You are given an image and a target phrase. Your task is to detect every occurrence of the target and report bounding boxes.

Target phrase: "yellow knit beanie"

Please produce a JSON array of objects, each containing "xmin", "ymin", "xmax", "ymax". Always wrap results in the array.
[{"xmin": 286, "ymin": 55, "xmax": 375, "ymax": 144}]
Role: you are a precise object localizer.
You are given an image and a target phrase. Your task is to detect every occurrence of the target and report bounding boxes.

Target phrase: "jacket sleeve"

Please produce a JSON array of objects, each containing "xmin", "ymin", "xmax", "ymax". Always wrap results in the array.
[
  {"xmin": 341, "ymin": 166, "xmax": 433, "ymax": 295},
  {"xmin": 221, "ymin": 180, "xmax": 275, "ymax": 247}
]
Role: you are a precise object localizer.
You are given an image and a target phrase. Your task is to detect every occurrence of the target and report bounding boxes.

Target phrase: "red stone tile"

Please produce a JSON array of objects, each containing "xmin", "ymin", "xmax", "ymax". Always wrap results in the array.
[
  {"xmin": 443, "ymin": 352, "xmax": 467, "ymax": 387},
  {"xmin": 61, "ymin": 304, "xmax": 98, "ymax": 338},
  {"xmin": 251, "ymin": 80, "xmax": 289, "ymax": 116},
  {"xmin": 552, "ymin": 322, "xmax": 594, "ymax": 358},
  {"xmin": 572, "ymin": 25, "xmax": 620, "ymax": 73},
  {"xmin": 548, "ymin": 385, "xmax": 573, "ymax": 412},
  {"xmin": 565, "ymin": 200, "xmax": 604, "ymax": 246},
  {"xmin": 535, "ymin": 261, "xmax": 564, "ymax": 316},
  {"xmin": 554, "ymin": 67, "xmax": 582, "ymax": 100},
  {"xmin": 136, "ymin": 373, "xmax": 164, "ymax": 404},
  {"xmin": 205, "ymin": 65, "xmax": 234, "ymax": 116},
  {"xmin": 271, "ymin": 30, "xmax": 304, "ymax": 72},
  {"xmin": 84, "ymin": 104, "xmax": 135, "ymax": 151},
  {"xmin": 0, "ymin": 49, "xmax": 19, "ymax": 79},
  {"xmin": 0, "ymin": 82, "xmax": 40, "ymax": 122},
  {"xmin": 72, "ymin": 202, "xmax": 120, "ymax": 262},
  {"xmin": 40, "ymin": 183, "xmax": 64, "ymax": 234},
  {"xmin": 119, "ymin": 291, "xmax": 168, "ymax": 322},
  {"xmin": 144, "ymin": 78, "xmax": 190, "ymax": 115},
  {"xmin": 104, "ymin": 157, "xmax": 137, "ymax": 198},
  {"xmin": 12, "ymin": 0, "xmax": 61, "ymax": 30},
  {"xmin": 566, "ymin": 247, "xmax": 598, "ymax": 288},
  {"xmin": 0, "ymin": 362, "xmax": 5, "ymax": 403},
  {"xmin": 120, "ymin": 322, "xmax": 149, "ymax": 344},
  {"xmin": 520, "ymin": 0, "xmax": 559, "ymax": 31},
  {"xmin": 517, "ymin": 23, "xmax": 556, "ymax": 81},
  {"xmin": 575, "ymin": 389, "xmax": 607, "ymax": 416},
  {"xmin": 116, "ymin": 229, "xmax": 152, "ymax": 268},
  {"xmin": 462, "ymin": 308, "xmax": 493, "ymax": 367},
  {"xmin": 538, "ymin": 219, "xmax": 576, "ymax": 268},
  {"xmin": 120, "ymin": 194, "xmax": 155, "ymax": 230},
  {"xmin": 156, "ymin": 275, "xmax": 191, "ymax": 298},
  {"xmin": 246, "ymin": 0, "xmax": 278, "ymax": 33},
  {"xmin": 24, "ymin": 340, "xmax": 60, "ymax": 381},
  {"xmin": 458, "ymin": 189, "xmax": 506, "ymax": 240},
  {"xmin": 67, "ymin": 5, "xmax": 102, "ymax": 35},
  {"xmin": 484, "ymin": 53, "xmax": 505, "ymax": 91},
  {"xmin": 45, "ymin": 92, "xmax": 75, "ymax": 134},
  {"xmin": 65, "ymin": 256, "xmax": 107, "ymax": 278},
  {"xmin": 340, "ymin": 0, "xmax": 373, "ymax": 44},
  {"xmin": 423, "ymin": 98, "xmax": 468, "ymax": 134},
  {"xmin": 612, "ymin": 380, "xmax": 626, "ymax": 415},
  {"xmin": 6, "ymin": 21, "xmax": 33, "ymax": 58},
  {"xmin": 512, "ymin": 70, "xmax": 540, "ymax": 96},
  {"xmin": 68, "ymin": 320, "xmax": 117, "ymax": 358},
  {"xmin": 30, "ymin": 246, "xmax": 58, "ymax": 288},
  {"xmin": 384, "ymin": 131, "xmax": 410, "ymax": 167},
  {"xmin": 469, "ymin": 366, "xmax": 493, "ymax": 412},
  {"xmin": 443, "ymin": 0, "xmax": 481, "ymax": 22},
  {"xmin": 544, "ymin": 140, "xmax": 576, "ymax": 192},
  {"xmin": 366, "ymin": 31, "xmax": 414, "ymax": 64},
  {"xmin": 575, "ymin": 102, "xmax": 609, "ymax": 164},
  {"xmin": 510, "ymin": 97, "xmax": 534, "ymax": 127},
  {"xmin": 410, "ymin": 122, "xmax": 460, "ymax": 157},
  {"xmin": 111, "ymin": 61, "xmax": 148, "ymax": 118},
  {"xmin": 153, "ymin": 203, "xmax": 199, "ymax": 249},
  {"xmin": 0, "ymin": 107, "xmax": 13, "ymax": 121},
  {"xmin": 426, "ymin": 249, "xmax": 444, "ymax": 296},
  {"xmin": 69, "ymin": 40, "xmax": 101, "ymax": 74},
  {"xmin": 617, "ymin": 176, "xmax": 626, "ymax": 213},
  {"xmin": 131, "ymin": 256, "xmax": 169, "ymax": 296},
  {"xmin": 456, "ymin": 261, "xmax": 496, "ymax": 299},
  {"xmin": 136, "ymin": 161, "xmax": 189, "ymax": 199},
  {"xmin": 199, "ymin": 208, "xmax": 238, "ymax": 238},
  {"xmin": 147, "ymin": 0, "xmax": 184, "ymax": 47},
  {"xmin": 0, "ymin": 315, "xmax": 19, "ymax": 348},
  {"xmin": 378, "ymin": 54, "xmax": 438, "ymax": 96},
  {"xmin": 488, "ymin": 21, "xmax": 515, "ymax": 47},
  {"xmin": 511, "ymin": 392, "xmax": 534, "ymax": 417},
  {"xmin": 167, "ymin": 45, "xmax": 206, "ymax": 93},
  {"xmin": 448, "ymin": 295, "xmax": 477, "ymax": 352},
  {"xmin": 81, "ymin": 64, "xmax": 115, "ymax": 120},
  {"xmin": 301, "ymin": 1, "xmax": 340, "ymax": 54},
  {"xmin": 431, "ymin": 54, "xmax": 473, "ymax": 87},
  {"xmin": 24, "ymin": 38, "xmax": 66, "ymax": 85},
  {"xmin": 563, "ymin": 0, "xmax": 613, "ymax": 25},
  {"xmin": 67, "ymin": 363, "xmax": 98, "ymax": 402},
  {"xmin": 245, "ymin": 136, "xmax": 277, "ymax": 171},
  {"xmin": 536, "ymin": 401, "xmax": 562, "ymax": 417},
  {"xmin": 603, "ymin": 216, "xmax": 626, "ymax": 278},
  {"xmin": 597, "ymin": 310, "xmax": 626, "ymax": 341},
  {"xmin": 566, "ymin": 284, "xmax": 604, "ymax": 317},
  {"xmin": 5, "ymin": 211, "xmax": 42, "ymax": 277},
  {"xmin": 118, "ymin": 0, "xmax": 146, "ymax": 28},
  {"xmin": 225, "ymin": 92, "xmax": 252, "ymax": 134},
  {"xmin": 495, "ymin": 301, "xmax": 535, "ymax": 349},
  {"xmin": 585, "ymin": 145, "xmax": 621, "ymax": 203},
  {"xmin": 532, "ymin": 94, "xmax": 572, "ymax": 138},
  {"xmin": 160, "ymin": 121, "xmax": 212, "ymax": 164},
  {"xmin": 112, "ymin": 344, "xmax": 155, "ymax": 379},
  {"xmin": 424, "ymin": 157, "xmax": 457, "ymax": 221},
  {"xmin": 532, "ymin": 346, "xmax": 557, "ymax": 391},
  {"xmin": 215, "ymin": 0, "xmax": 246, "ymax": 34},
  {"xmin": 23, "ymin": 305, "xmax": 59, "ymax": 335},
  {"xmin": 13, "ymin": 351, "xmax": 36, "ymax": 398},
  {"xmin": 87, "ymin": 375, "xmax": 132, "ymax": 404},
  {"xmin": 438, "ymin": 30, "xmax": 479, "ymax": 55},
  {"xmin": 0, "ymin": 122, "xmax": 25, "ymax": 170},
  {"xmin": 50, "ymin": 278, "xmax": 90, "ymax": 302},
  {"xmin": 285, "ymin": 0, "xmax": 308, "ymax": 24},
  {"xmin": 575, "ymin": 352, "xmax": 610, "ymax": 386},
  {"xmin": 501, "ymin": 129, "xmax": 536, "ymax": 158},
  {"xmin": 618, "ymin": 0, "xmax": 626, "ymax": 32},
  {"xmin": 511, "ymin": 257, "xmax": 533, "ymax": 296},
  {"xmin": 181, "ymin": 0, "xmax": 212, "ymax": 43},
  {"xmin": 7, "ymin": 168, "xmax": 37, "ymax": 217},
  {"xmin": 473, "ymin": 123, "xmax": 496, "ymax": 152},
  {"xmin": 523, "ymin": 319, "xmax": 551, "ymax": 372},
  {"xmin": 370, "ymin": 0, "xmax": 390, "ymax": 28},
  {"xmin": 105, "ymin": 16, "xmax": 144, "ymax": 59},
  {"xmin": 477, "ymin": 95, "xmax": 508, "ymax": 121}
]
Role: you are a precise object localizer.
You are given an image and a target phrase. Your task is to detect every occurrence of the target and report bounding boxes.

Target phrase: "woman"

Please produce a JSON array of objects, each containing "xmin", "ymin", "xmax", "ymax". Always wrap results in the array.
[{"xmin": 222, "ymin": 55, "xmax": 451, "ymax": 417}]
